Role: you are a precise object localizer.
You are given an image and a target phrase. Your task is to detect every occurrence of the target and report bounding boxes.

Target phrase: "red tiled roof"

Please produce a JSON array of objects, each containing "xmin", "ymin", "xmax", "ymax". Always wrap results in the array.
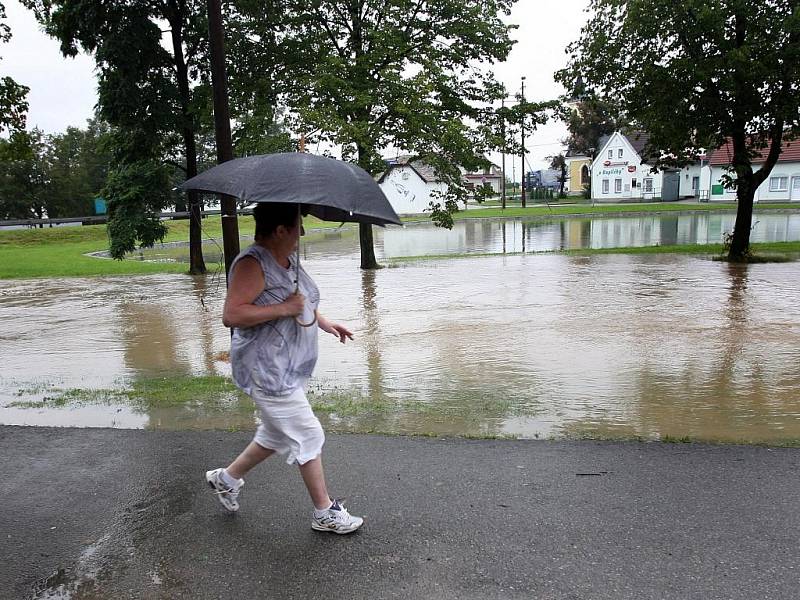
[{"xmin": 708, "ymin": 138, "xmax": 800, "ymax": 166}]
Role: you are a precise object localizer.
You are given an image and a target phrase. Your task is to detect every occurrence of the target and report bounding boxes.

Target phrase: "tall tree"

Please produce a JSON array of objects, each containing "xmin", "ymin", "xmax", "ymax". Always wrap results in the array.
[
  {"xmin": 562, "ymin": 96, "xmax": 619, "ymax": 158},
  {"xmin": 24, "ymin": 0, "xmax": 210, "ymax": 272},
  {"xmin": 0, "ymin": 1, "xmax": 29, "ymax": 134},
  {"xmin": 558, "ymin": 0, "xmax": 800, "ymax": 261},
  {"xmin": 239, "ymin": 0, "xmax": 520, "ymax": 269}
]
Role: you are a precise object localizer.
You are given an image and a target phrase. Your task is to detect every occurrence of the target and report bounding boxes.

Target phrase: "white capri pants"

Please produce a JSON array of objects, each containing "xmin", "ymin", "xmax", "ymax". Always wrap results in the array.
[{"xmin": 251, "ymin": 384, "xmax": 325, "ymax": 465}]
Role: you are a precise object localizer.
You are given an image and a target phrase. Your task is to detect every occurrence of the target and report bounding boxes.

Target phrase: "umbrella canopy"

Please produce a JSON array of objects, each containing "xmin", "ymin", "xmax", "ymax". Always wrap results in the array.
[{"xmin": 179, "ymin": 152, "xmax": 401, "ymax": 226}]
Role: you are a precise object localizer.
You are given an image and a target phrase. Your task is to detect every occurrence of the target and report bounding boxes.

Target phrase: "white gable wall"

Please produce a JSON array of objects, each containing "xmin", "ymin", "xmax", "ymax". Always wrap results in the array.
[
  {"xmin": 379, "ymin": 166, "xmax": 448, "ymax": 215},
  {"xmin": 592, "ymin": 132, "xmax": 663, "ymax": 201}
]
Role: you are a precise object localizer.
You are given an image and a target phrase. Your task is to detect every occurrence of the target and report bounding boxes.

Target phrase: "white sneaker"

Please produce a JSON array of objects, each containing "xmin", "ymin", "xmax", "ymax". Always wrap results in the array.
[
  {"xmin": 311, "ymin": 499, "xmax": 364, "ymax": 534},
  {"xmin": 205, "ymin": 468, "xmax": 243, "ymax": 512}
]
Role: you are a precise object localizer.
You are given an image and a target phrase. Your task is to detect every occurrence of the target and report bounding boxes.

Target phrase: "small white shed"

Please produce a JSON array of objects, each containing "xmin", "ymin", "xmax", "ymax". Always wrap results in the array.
[{"xmin": 378, "ymin": 158, "xmax": 448, "ymax": 215}]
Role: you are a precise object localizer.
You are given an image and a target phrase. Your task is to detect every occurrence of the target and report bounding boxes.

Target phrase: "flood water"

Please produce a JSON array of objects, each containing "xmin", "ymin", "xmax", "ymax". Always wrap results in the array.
[
  {"xmin": 126, "ymin": 210, "xmax": 800, "ymax": 263},
  {"xmin": 2, "ymin": 213, "xmax": 800, "ymax": 442}
]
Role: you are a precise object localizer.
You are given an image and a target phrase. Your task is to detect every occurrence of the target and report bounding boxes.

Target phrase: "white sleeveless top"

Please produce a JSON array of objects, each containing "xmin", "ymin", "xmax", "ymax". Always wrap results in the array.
[{"xmin": 229, "ymin": 244, "xmax": 320, "ymax": 396}]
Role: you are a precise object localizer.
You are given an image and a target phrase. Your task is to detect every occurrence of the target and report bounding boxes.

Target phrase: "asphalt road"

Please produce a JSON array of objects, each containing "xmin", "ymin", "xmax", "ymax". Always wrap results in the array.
[{"xmin": 2, "ymin": 426, "xmax": 798, "ymax": 599}]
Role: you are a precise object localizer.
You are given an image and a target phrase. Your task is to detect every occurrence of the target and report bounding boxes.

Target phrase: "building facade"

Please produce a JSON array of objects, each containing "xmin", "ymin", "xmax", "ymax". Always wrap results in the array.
[
  {"xmin": 378, "ymin": 158, "xmax": 448, "ymax": 215},
  {"xmin": 565, "ymin": 154, "xmax": 592, "ymax": 195},
  {"xmin": 701, "ymin": 140, "xmax": 800, "ymax": 202}
]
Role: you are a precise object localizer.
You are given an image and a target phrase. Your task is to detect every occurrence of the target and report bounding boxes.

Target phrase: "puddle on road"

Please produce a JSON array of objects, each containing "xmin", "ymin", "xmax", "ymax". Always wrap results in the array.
[{"xmin": 2, "ymin": 248, "xmax": 799, "ymax": 444}]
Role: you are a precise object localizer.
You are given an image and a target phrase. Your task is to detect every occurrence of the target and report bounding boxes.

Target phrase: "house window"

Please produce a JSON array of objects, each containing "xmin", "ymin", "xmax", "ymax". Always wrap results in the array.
[
  {"xmin": 770, "ymin": 176, "xmax": 789, "ymax": 192},
  {"xmin": 608, "ymin": 149, "xmax": 613, "ymax": 159},
  {"xmin": 614, "ymin": 179, "xmax": 622, "ymax": 193},
  {"xmin": 632, "ymin": 178, "xmax": 638, "ymax": 188},
  {"xmin": 643, "ymin": 178, "xmax": 653, "ymax": 193},
  {"xmin": 602, "ymin": 179, "xmax": 609, "ymax": 194},
  {"xmin": 618, "ymin": 149, "xmax": 623, "ymax": 159}
]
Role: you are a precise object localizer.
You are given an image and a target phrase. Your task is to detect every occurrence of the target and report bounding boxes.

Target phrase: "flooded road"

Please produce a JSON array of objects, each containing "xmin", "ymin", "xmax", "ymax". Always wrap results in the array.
[{"xmin": 2, "ymin": 241, "xmax": 799, "ymax": 442}]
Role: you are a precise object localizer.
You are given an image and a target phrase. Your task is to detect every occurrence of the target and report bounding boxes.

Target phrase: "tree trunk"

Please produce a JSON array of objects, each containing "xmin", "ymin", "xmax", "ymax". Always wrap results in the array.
[
  {"xmin": 727, "ymin": 130, "xmax": 755, "ymax": 262},
  {"xmin": 728, "ymin": 176, "xmax": 755, "ymax": 261},
  {"xmin": 169, "ymin": 7, "xmax": 206, "ymax": 275},
  {"xmin": 356, "ymin": 143, "xmax": 380, "ymax": 270},
  {"xmin": 359, "ymin": 222, "xmax": 378, "ymax": 269},
  {"xmin": 207, "ymin": 0, "xmax": 240, "ymax": 282}
]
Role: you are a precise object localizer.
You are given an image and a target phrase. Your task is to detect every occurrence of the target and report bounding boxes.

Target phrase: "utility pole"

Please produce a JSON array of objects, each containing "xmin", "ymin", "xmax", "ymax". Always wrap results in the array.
[
  {"xmin": 501, "ymin": 99, "xmax": 506, "ymax": 210},
  {"xmin": 520, "ymin": 76, "xmax": 527, "ymax": 209},
  {"xmin": 207, "ymin": 0, "xmax": 240, "ymax": 282}
]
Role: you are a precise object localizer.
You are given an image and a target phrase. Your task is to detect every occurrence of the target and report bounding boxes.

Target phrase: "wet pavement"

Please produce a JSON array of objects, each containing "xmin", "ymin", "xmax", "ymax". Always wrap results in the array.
[{"xmin": 2, "ymin": 426, "xmax": 798, "ymax": 599}]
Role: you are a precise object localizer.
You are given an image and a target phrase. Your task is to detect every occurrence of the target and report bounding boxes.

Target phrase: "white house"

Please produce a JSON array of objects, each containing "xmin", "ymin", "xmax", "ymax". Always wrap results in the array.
[
  {"xmin": 462, "ymin": 162, "xmax": 503, "ymax": 194},
  {"xmin": 701, "ymin": 140, "xmax": 800, "ymax": 202},
  {"xmin": 591, "ymin": 131, "xmax": 699, "ymax": 202},
  {"xmin": 377, "ymin": 156, "xmax": 448, "ymax": 215}
]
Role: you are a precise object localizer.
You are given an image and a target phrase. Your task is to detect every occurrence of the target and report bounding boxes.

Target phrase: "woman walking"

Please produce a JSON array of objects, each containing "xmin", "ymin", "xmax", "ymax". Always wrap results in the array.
[{"xmin": 205, "ymin": 202, "xmax": 363, "ymax": 534}]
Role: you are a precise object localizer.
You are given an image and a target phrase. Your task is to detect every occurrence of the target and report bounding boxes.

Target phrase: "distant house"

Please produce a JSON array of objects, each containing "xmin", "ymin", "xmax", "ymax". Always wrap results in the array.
[
  {"xmin": 702, "ymin": 140, "xmax": 800, "ymax": 203},
  {"xmin": 591, "ymin": 131, "xmax": 695, "ymax": 202},
  {"xmin": 377, "ymin": 156, "xmax": 448, "ymax": 215},
  {"xmin": 462, "ymin": 161, "xmax": 503, "ymax": 194}
]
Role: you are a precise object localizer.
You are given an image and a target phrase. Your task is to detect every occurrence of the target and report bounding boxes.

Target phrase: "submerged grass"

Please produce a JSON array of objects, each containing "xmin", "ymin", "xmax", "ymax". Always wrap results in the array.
[{"xmin": 8, "ymin": 375, "xmax": 800, "ymax": 447}]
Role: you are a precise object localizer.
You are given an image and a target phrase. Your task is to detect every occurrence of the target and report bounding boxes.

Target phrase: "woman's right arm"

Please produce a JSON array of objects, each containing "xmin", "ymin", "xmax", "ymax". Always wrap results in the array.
[{"xmin": 222, "ymin": 257, "xmax": 304, "ymax": 328}]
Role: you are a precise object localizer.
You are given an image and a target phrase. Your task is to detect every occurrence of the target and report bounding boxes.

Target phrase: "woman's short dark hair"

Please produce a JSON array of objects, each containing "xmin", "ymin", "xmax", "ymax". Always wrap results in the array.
[{"xmin": 253, "ymin": 203, "xmax": 306, "ymax": 239}]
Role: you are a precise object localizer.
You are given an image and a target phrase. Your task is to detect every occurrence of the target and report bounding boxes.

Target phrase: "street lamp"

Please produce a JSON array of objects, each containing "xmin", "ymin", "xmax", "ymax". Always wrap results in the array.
[{"xmin": 520, "ymin": 76, "xmax": 527, "ymax": 209}]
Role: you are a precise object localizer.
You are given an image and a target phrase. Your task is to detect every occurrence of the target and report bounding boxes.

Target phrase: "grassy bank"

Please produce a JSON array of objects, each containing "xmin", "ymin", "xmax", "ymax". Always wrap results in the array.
[
  {"xmin": 384, "ymin": 240, "xmax": 800, "ymax": 264},
  {"xmin": 0, "ymin": 214, "xmax": 351, "ymax": 279},
  {"xmin": 2, "ymin": 203, "xmax": 799, "ymax": 279}
]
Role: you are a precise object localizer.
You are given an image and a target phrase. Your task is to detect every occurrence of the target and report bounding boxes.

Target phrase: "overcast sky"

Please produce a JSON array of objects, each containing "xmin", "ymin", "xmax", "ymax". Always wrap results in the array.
[{"xmin": 1, "ymin": 0, "xmax": 590, "ymax": 171}]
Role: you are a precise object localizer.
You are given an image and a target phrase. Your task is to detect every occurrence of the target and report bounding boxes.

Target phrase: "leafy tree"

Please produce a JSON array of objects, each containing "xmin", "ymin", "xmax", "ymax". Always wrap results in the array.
[
  {"xmin": 558, "ymin": 0, "xmax": 800, "ymax": 260},
  {"xmin": 562, "ymin": 96, "xmax": 619, "ymax": 158},
  {"xmin": 0, "ymin": 128, "xmax": 48, "ymax": 220},
  {"xmin": 45, "ymin": 119, "xmax": 113, "ymax": 217},
  {"xmin": 238, "ymin": 0, "xmax": 522, "ymax": 269},
  {"xmin": 103, "ymin": 160, "xmax": 171, "ymax": 259},
  {"xmin": 24, "ymin": 0, "xmax": 210, "ymax": 272},
  {"xmin": 0, "ymin": 2, "xmax": 29, "ymax": 134}
]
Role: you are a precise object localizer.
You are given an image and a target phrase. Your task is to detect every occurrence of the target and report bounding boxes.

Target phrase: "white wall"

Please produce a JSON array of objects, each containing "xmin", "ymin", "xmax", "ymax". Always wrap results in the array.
[
  {"xmin": 379, "ymin": 166, "xmax": 449, "ymax": 215},
  {"xmin": 703, "ymin": 163, "xmax": 800, "ymax": 203},
  {"xmin": 678, "ymin": 164, "xmax": 702, "ymax": 198}
]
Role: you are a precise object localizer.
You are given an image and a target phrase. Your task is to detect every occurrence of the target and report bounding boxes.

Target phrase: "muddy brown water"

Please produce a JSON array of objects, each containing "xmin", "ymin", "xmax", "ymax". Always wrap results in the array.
[{"xmin": 2, "ymin": 231, "xmax": 799, "ymax": 442}]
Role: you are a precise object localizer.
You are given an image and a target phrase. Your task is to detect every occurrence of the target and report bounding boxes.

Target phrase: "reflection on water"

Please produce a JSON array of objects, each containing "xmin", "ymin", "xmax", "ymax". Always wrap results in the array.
[
  {"xmin": 2, "ymin": 250, "xmax": 799, "ymax": 443},
  {"xmin": 128, "ymin": 211, "xmax": 800, "ymax": 264}
]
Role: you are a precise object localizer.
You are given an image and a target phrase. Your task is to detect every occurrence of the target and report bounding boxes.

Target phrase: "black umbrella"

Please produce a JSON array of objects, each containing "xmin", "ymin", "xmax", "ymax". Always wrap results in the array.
[
  {"xmin": 178, "ymin": 152, "xmax": 401, "ymax": 226},
  {"xmin": 180, "ymin": 152, "xmax": 401, "ymax": 327}
]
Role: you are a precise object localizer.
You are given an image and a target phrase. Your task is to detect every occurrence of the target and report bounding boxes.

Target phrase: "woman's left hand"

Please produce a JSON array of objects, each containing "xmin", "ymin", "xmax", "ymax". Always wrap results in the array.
[{"xmin": 318, "ymin": 315, "xmax": 354, "ymax": 344}]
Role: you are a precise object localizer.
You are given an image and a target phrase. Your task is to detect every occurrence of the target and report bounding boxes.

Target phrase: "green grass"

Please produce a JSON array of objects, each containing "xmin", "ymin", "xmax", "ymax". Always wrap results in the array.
[{"xmin": 0, "ymin": 214, "xmax": 353, "ymax": 279}]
